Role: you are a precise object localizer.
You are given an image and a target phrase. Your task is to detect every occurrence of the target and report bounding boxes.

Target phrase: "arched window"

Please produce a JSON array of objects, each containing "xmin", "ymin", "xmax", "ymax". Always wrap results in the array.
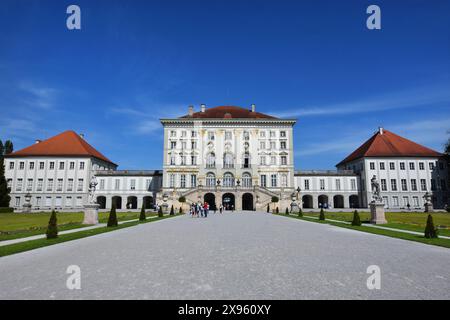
[
  {"xmin": 206, "ymin": 173, "xmax": 216, "ymax": 187},
  {"xmin": 223, "ymin": 153, "xmax": 234, "ymax": 169},
  {"xmin": 206, "ymin": 152, "xmax": 215, "ymax": 168},
  {"xmin": 242, "ymin": 173, "xmax": 252, "ymax": 188},
  {"xmin": 223, "ymin": 172, "xmax": 235, "ymax": 187}
]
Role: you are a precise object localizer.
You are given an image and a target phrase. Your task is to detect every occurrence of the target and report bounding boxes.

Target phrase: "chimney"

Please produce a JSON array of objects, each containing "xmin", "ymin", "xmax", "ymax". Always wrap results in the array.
[
  {"xmin": 79, "ymin": 133, "xmax": 85, "ymax": 139},
  {"xmin": 378, "ymin": 127, "xmax": 384, "ymax": 135},
  {"xmin": 35, "ymin": 139, "xmax": 41, "ymax": 144},
  {"xmin": 200, "ymin": 104, "xmax": 206, "ymax": 113},
  {"xmin": 188, "ymin": 105, "xmax": 194, "ymax": 116},
  {"xmin": 251, "ymin": 104, "xmax": 256, "ymax": 112}
]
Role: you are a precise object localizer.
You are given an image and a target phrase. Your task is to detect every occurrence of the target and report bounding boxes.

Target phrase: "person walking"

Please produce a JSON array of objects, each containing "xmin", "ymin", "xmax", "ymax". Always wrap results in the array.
[{"xmin": 203, "ymin": 202, "xmax": 209, "ymax": 217}]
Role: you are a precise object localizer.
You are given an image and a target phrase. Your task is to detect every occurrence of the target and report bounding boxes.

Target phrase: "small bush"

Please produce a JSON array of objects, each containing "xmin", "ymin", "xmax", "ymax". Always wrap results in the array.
[
  {"xmin": 424, "ymin": 214, "xmax": 438, "ymax": 239},
  {"xmin": 139, "ymin": 203, "xmax": 146, "ymax": 221},
  {"xmin": 178, "ymin": 196, "xmax": 186, "ymax": 203},
  {"xmin": 0, "ymin": 207, "xmax": 13, "ymax": 213},
  {"xmin": 351, "ymin": 210, "xmax": 361, "ymax": 226},
  {"xmin": 107, "ymin": 204, "xmax": 118, "ymax": 227},
  {"xmin": 285, "ymin": 207, "xmax": 289, "ymax": 215},
  {"xmin": 446, "ymin": 206, "xmax": 450, "ymax": 213},
  {"xmin": 298, "ymin": 208, "xmax": 303, "ymax": 217},
  {"xmin": 46, "ymin": 210, "xmax": 58, "ymax": 239},
  {"xmin": 276, "ymin": 207, "xmax": 279, "ymax": 214},
  {"xmin": 179, "ymin": 207, "xmax": 183, "ymax": 214},
  {"xmin": 267, "ymin": 204, "xmax": 270, "ymax": 213},
  {"xmin": 271, "ymin": 196, "xmax": 279, "ymax": 203},
  {"xmin": 170, "ymin": 205, "xmax": 174, "ymax": 215},
  {"xmin": 319, "ymin": 208, "xmax": 325, "ymax": 221},
  {"xmin": 158, "ymin": 206, "xmax": 163, "ymax": 217}
]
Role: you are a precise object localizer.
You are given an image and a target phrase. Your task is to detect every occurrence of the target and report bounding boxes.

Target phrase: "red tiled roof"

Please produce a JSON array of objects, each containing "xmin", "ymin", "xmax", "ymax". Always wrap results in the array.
[
  {"xmin": 337, "ymin": 129, "xmax": 442, "ymax": 166},
  {"xmin": 6, "ymin": 130, "xmax": 116, "ymax": 165},
  {"xmin": 180, "ymin": 106, "xmax": 277, "ymax": 119}
]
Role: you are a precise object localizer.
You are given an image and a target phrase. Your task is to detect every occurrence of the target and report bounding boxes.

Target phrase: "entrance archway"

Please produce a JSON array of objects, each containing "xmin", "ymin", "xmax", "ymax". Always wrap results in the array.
[
  {"xmin": 143, "ymin": 196, "xmax": 153, "ymax": 209},
  {"xmin": 242, "ymin": 193, "xmax": 254, "ymax": 210},
  {"xmin": 112, "ymin": 196, "xmax": 122, "ymax": 209},
  {"xmin": 333, "ymin": 195, "xmax": 344, "ymax": 208},
  {"xmin": 96, "ymin": 196, "xmax": 106, "ymax": 209},
  {"xmin": 204, "ymin": 193, "xmax": 216, "ymax": 210},
  {"xmin": 127, "ymin": 196, "xmax": 137, "ymax": 209},
  {"xmin": 222, "ymin": 193, "xmax": 235, "ymax": 210},
  {"xmin": 302, "ymin": 195, "xmax": 313, "ymax": 209},
  {"xmin": 318, "ymin": 195, "xmax": 329, "ymax": 209},
  {"xmin": 349, "ymin": 195, "xmax": 359, "ymax": 208}
]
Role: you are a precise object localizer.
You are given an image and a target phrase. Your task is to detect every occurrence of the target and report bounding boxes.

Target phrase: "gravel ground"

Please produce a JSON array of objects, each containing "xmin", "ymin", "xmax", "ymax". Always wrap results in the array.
[{"xmin": 0, "ymin": 211, "xmax": 449, "ymax": 300}]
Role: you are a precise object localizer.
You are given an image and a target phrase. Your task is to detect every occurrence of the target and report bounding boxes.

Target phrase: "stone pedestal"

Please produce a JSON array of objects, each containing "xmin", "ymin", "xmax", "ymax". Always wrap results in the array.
[
  {"xmin": 83, "ymin": 204, "xmax": 100, "ymax": 225},
  {"xmin": 161, "ymin": 203, "xmax": 169, "ymax": 214},
  {"xmin": 22, "ymin": 203, "xmax": 32, "ymax": 213},
  {"xmin": 424, "ymin": 202, "xmax": 434, "ymax": 213},
  {"xmin": 370, "ymin": 201, "xmax": 387, "ymax": 224},
  {"xmin": 290, "ymin": 202, "xmax": 299, "ymax": 213}
]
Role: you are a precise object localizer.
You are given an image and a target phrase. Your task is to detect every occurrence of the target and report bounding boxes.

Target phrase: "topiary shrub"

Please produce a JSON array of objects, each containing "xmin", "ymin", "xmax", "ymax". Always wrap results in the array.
[
  {"xmin": 285, "ymin": 207, "xmax": 289, "ymax": 215},
  {"xmin": 319, "ymin": 208, "xmax": 325, "ymax": 221},
  {"xmin": 170, "ymin": 205, "xmax": 174, "ymax": 215},
  {"xmin": 271, "ymin": 196, "xmax": 279, "ymax": 203},
  {"xmin": 139, "ymin": 203, "xmax": 146, "ymax": 221},
  {"xmin": 158, "ymin": 206, "xmax": 163, "ymax": 217},
  {"xmin": 46, "ymin": 210, "xmax": 58, "ymax": 239},
  {"xmin": 424, "ymin": 214, "xmax": 438, "ymax": 238},
  {"xmin": 179, "ymin": 207, "xmax": 183, "ymax": 214},
  {"xmin": 351, "ymin": 210, "xmax": 361, "ymax": 226},
  {"xmin": 267, "ymin": 204, "xmax": 270, "ymax": 213},
  {"xmin": 298, "ymin": 208, "xmax": 303, "ymax": 217},
  {"xmin": 107, "ymin": 203, "xmax": 118, "ymax": 227},
  {"xmin": 276, "ymin": 207, "xmax": 279, "ymax": 214},
  {"xmin": 446, "ymin": 205, "xmax": 450, "ymax": 213}
]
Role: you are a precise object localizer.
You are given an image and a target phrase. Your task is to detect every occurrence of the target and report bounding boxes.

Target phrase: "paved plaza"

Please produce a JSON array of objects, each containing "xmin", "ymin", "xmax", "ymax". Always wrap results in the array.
[{"xmin": 0, "ymin": 212, "xmax": 449, "ymax": 299}]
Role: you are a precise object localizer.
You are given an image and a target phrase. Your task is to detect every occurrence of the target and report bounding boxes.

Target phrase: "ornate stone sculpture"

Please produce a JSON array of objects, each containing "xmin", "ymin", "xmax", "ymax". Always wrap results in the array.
[
  {"xmin": 88, "ymin": 175, "xmax": 98, "ymax": 204},
  {"xmin": 371, "ymin": 175, "xmax": 382, "ymax": 203}
]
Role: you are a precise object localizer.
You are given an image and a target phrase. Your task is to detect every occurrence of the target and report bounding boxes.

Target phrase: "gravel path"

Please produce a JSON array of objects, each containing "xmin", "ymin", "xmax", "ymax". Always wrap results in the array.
[{"xmin": 0, "ymin": 212, "xmax": 449, "ymax": 300}]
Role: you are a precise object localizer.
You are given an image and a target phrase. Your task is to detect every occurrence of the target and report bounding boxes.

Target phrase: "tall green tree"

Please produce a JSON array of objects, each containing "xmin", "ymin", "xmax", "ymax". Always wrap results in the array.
[
  {"xmin": 46, "ymin": 210, "xmax": 58, "ymax": 239},
  {"xmin": 107, "ymin": 203, "xmax": 118, "ymax": 227},
  {"xmin": 0, "ymin": 139, "xmax": 12, "ymax": 207}
]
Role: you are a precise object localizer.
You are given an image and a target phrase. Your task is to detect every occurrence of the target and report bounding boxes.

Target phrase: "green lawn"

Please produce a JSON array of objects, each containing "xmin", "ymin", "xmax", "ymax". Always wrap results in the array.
[
  {"xmin": 277, "ymin": 213, "xmax": 450, "ymax": 249},
  {"xmin": 0, "ymin": 211, "xmax": 157, "ymax": 241},
  {"xmin": 302, "ymin": 211, "xmax": 450, "ymax": 237},
  {"xmin": 0, "ymin": 214, "xmax": 177, "ymax": 257}
]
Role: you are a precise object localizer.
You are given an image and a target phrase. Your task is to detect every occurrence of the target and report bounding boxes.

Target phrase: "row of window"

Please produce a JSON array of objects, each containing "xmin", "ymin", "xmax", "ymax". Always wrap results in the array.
[
  {"xmin": 169, "ymin": 130, "xmax": 287, "ymax": 139},
  {"xmin": 167, "ymin": 154, "xmax": 289, "ymax": 166},
  {"xmin": 379, "ymin": 178, "xmax": 447, "ymax": 192},
  {"xmin": 10, "ymin": 178, "xmax": 85, "ymax": 192},
  {"xmin": 166, "ymin": 173, "xmax": 289, "ymax": 188},
  {"xmin": 303, "ymin": 179, "xmax": 357, "ymax": 191},
  {"xmin": 9, "ymin": 161, "xmax": 85, "ymax": 171},
  {"xmin": 369, "ymin": 161, "xmax": 446, "ymax": 171},
  {"xmin": 102, "ymin": 178, "xmax": 153, "ymax": 191},
  {"xmin": 14, "ymin": 195, "xmax": 83, "ymax": 208},
  {"xmin": 168, "ymin": 140, "xmax": 289, "ymax": 150}
]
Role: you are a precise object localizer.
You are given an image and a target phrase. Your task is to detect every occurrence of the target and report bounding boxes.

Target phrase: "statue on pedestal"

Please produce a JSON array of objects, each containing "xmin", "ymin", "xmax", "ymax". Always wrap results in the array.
[
  {"xmin": 83, "ymin": 175, "xmax": 99, "ymax": 225},
  {"xmin": 370, "ymin": 175, "xmax": 387, "ymax": 224},
  {"xmin": 371, "ymin": 175, "xmax": 382, "ymax": 203}
]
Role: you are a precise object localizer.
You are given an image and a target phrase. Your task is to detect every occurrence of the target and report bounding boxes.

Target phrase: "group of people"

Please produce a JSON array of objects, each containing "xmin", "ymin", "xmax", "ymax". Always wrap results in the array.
[{"xmin": 189, "ymin": 202, "xmax": 235, "ymax": 217}]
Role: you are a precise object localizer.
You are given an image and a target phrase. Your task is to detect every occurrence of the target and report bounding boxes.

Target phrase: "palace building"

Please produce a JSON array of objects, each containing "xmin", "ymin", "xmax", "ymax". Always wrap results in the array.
[{"xmin": 4, "ymin": 104, "xmax": 449, "ymax": 212}]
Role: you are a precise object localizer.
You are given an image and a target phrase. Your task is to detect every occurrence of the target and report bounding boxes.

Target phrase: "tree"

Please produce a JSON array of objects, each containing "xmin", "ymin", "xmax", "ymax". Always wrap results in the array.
[
  {"xmin": 3, "ymin": 140, "xmax": 13, "ymax": 155},
  {"xmin": 179, "ymin": 207, "xmax": 183, "ymax": 214},
  {"xmin": 266, "ymin": 203, "xmax": 270, "ymax": 213},
  {"xmin": 107, "ymin": 203, "xmax": 118, "ymax": 227},
  {"xmin": 0, "ymin": 139, "xmax": 11, "ymax": 208},
  {"xmin": 444, "ymin": 136, "xmax": 450, "ymax": 155},
  {"xmin": 139, "ymin": 202, "xmax": 146, "ymax": 221},
  {"xmin": 275, "ymin": 207, "xmax": 279, "ymax": 214},
  {"xmin": 319, "ymin": 208, "xmax": 325, "ymax": 221},
  {"xmin": 271, "ymin": 196, "xmax": 279, "ymax": 203},
  {"xmin": 170, "ymin": 205, "xmax": 174, "ymax": 215},
  {"xmin": 158, "ymin": 205, "xmax": 163, "ymax": 217},
  {"xmin": 46, "ymin": 210, "xmax": 58, "ymax": 239},
  {"xmin": 298, "ymin": 208, "xmax": 303, "ymax": 217},
  {"xmin": 424, "ymin": 214, "xmax": 438, "ymax": 239},
  {"xmin": 285, "ymin": 207, "xmax": 289, "ymax": 215},
  {"xmin": 351, "ymin": 210, "xmax": 361, "ymax": 226}
]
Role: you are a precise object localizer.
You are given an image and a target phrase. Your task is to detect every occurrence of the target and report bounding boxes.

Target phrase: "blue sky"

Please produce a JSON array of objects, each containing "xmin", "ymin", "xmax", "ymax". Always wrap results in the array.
[{"xmin": 0, "ymin": 0, "xmax": 449, "ymax": 170}]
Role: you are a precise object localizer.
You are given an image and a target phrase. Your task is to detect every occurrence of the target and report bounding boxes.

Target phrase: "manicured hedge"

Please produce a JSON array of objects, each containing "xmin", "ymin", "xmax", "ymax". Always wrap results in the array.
[{"xmin": 0, "ymin": 207, "xmax": 14, "ymax": 213}]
